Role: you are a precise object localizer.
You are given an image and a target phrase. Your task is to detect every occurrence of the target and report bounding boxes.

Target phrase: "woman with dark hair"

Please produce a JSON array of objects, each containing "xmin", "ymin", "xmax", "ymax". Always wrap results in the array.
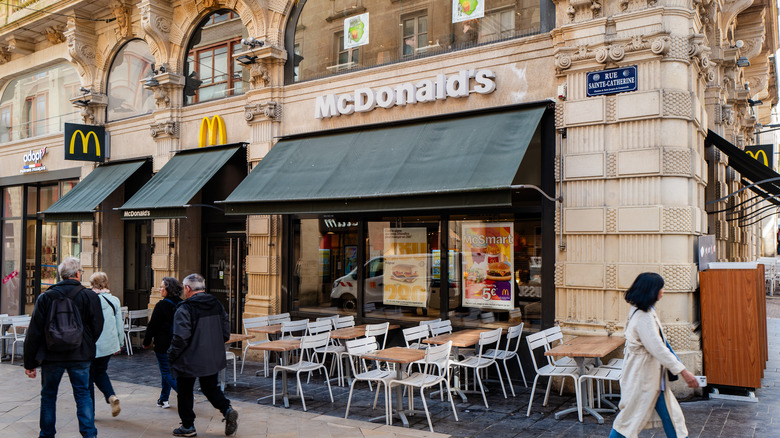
[
  {"xmin": 609, "ymin": 272, "xmax": 699, "ymax": 438},
  {"xmin": 143, "ymin": 277, "xmax": 183, "ymax": 408}
]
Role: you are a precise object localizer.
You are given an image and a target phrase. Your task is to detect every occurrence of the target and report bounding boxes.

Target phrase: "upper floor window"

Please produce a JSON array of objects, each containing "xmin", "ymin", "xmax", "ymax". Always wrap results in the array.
[
  {"xmin": 0, "ymin": 62, "xmax": 79, "ymax": 142},
  {"xmin": 287, "ymin": 0, "xmax": 542, "ymax": 83},
  {"xmin": 106, "ymin": 40, "xmax": 156, "ymax": 122},
  {"xmin": 184, "ymin": 9, "xmax": 249, "ymax": 105}
]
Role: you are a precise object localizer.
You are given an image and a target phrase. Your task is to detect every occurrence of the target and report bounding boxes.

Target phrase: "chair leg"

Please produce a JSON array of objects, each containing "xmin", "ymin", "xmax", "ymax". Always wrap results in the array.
[
  {"xmin": 272, "ymin": 369, "xmax": 278, "ymax": 406},
  {"xmin": 443, "ymin": 379, "xmax": 459, "ymax": 421},
  {"xmin": 420, "ymin": 387, "xmax": 434, "ymax": 433},
  {"xmin": 502, "ymin": 360, "xmax": 516, "ymax": 396},
  {"xmin": 575, "ymin": 377, "xmax": 584, "ymax": 422},
  {"xmin": 324, "ymin": 366, "xmax": 334, "ymax": 402},
  {"xmin": 515, "ymin": 354, "xmax": 528, "ymax": 387},
  {"xmin": 527, "ymin": 375, "xmax": 540, "ymax": 416},
  {"xmin": 240, "ymin": 346, "xmax": 248, "ymax": 374},
  {"xmin": 345, "ymin": 379, "xmax": 357, "ymax": 419},
  {"xmin": 493, "ymin": 363, "xmax": 507, "ymax": 399},
  {"xmin": 475, "ymin": 368, "xmax": 489, "ymax": 409},
  {"xmin": 543, "ymin": 377, "xmax": 553, "ymax": 406},
  {"xmin": 232, "ymin": 356, "xmax": 237, "ymax": 383},
  {"xmin": 559, "ymin": 376, "xmax": 564, "ymax": 396},
  {"xmin": 372, "ymin": 381, "xmax": 381, "ymax": 409},
  {"xmin": 297, "ymin": 372, "xmax": 307, "ymax": 412}
]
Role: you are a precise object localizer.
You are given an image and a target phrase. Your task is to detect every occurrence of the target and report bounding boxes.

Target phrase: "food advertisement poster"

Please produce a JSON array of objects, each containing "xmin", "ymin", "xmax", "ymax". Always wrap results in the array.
[
  {"xmin": 452, "ymin": 0, "xmax": 484, "ymax": 23},
  {"xmin": 344, "ymin": 13, "xmax": 369, "ymax": 49},
  {"xmin": 462, "ymin": 223, "xmax": 514, "ymax": 310},
  {"xmin": 383, "ymin": 228, "xmax": 428, "ymax": 307}
]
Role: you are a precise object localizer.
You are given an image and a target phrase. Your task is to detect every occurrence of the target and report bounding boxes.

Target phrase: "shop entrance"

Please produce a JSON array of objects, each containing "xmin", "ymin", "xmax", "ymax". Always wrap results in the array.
[
  {"xmin": 123, "ymin": 221, "xmax": 152, "ymax": 310},
  {"xmin": 205, "ymin": 235, "xmax": 246, "ymax": 333}
]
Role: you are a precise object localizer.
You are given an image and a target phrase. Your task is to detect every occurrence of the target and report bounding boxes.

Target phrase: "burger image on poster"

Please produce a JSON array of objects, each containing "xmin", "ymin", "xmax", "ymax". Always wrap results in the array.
[{"xmin": 487, "ymin": 262, "xmax": 512, "ymax": 281}]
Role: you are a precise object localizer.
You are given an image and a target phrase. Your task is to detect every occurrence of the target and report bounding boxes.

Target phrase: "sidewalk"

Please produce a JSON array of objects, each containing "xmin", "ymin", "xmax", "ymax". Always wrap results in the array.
[{"xmin": 3, "ymin": 300, "xmax": 780, "ymax": 437}]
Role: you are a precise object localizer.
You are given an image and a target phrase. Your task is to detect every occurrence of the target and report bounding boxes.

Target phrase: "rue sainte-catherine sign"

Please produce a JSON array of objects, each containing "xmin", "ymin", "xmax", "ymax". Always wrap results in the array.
[{"xmin": 586, "ymin": 65, "xmax": 637, "ymax": 97}]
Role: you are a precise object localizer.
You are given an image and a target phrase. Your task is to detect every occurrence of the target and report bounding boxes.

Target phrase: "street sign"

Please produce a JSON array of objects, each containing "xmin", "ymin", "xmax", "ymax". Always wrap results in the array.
[{"xmin": 586, "ymin": 66, "xmax": 637, "ymax": 97}]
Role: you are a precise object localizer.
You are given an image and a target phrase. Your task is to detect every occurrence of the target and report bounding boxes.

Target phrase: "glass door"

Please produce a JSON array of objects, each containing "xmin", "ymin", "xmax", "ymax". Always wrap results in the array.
[
  {"xmin": 124, "ymin": 221, "xmax": 152, "ymax": 310},
  {"xmin": 205, "ymin": 235, "xmax": 246, "ymax": 333}
]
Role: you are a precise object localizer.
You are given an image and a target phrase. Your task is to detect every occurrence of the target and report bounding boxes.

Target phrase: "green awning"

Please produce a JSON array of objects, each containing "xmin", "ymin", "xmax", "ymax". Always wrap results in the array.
[
  {"xmin": 221, "ymin": 104, "xmax": 547, "ymax": 215},
  {"xmin": 41, "ymin": 160, "xmax": 148, "ymax": 222},
  {"xmin": 118, "ymin": 145, "xmax": 243, "ymax": 220}
]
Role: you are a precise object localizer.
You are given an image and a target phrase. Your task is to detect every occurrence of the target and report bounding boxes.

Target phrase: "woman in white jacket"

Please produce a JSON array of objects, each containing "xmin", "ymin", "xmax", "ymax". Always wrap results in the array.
[
  {"xmin": 89, "ymin": 272, "xmax": 124, "ymax": 417},
  {"xmin": 609, "ymin": 272, "xmax": 699, "ymax": 438}
]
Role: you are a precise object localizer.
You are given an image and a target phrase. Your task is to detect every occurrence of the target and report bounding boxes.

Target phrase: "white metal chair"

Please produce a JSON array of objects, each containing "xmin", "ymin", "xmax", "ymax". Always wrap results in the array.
[
  {"xmin": 334, "ymin": 315, "xmax": 355, "ymax": 329},
  {"xmin": 9, "ymin": 315, "xmax": 30, "ymax": 365},
  {"xmin": 428, "ymin": 320, "xmax": 453, "ymax": 337},
  {"xmin": 267, "ymin": 312, "xmax": 291, "ymax": 325},
  {"xmin": 0, "ymin": 315, "xmax": 15, "ymax": 361},
  {"xmin": 344, "ymin": 336, "xmax": 394, "ymax": 423},
  {"xmin": 484, "ymin": 322, "xmax": 527, "ymax": 395},
  {"xmin": 272, "ymin": 332, "xmax": 334, "ymax": 411},
  {"xmin": 387, "ymin": 341, "xmax": 459, "ymax": 432},
  {"xmin": 402, "ymin": 325, "xmax": 430, "ymax": 350},
  {"xmin": 280, "ymin": 319, "xmax": 309, "ymax": 340},
  {"xmin": 579, "ymin": 365, "xmax": 622, "ymax": 414},
  {"xmin": 124, "ymin": 309, "xmax": 150, "ymax": 355},
  {"xmin": 241, "ymin": 316, "xmax": 270, "ymax": 375},
  {"xmin": 364, "ymin": 322, "xmax": 390, "ymax": 350},
  {"xmin": 316, "ymin": 315, "xmax": 339, "ymax": 326},
  {"xmin": 451, "ymin": 327, "xmax": 506, "ymax": 408},
  {"xmin": 221, "ymin": 351, "xmax": 237, "ymax": 390},
  {"xmin": 418, "ymin": 318, "xmax": 441, "ymax": 327},
  {"xmin": 543, "ymin": 326, "xmax": 581, "ymax": 395},
  {"xmin": 526, "ymin": 331, "xmax": 582, "ymax": 420},
  {"xmin": 306, "ymin": 320, "xmax": 339, "ymax": 383}
]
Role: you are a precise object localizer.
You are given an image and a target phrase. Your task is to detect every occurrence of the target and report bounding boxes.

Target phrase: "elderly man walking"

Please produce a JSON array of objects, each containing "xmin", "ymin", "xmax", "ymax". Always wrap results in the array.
[
  {"xmin": 23, "ymin": 257, "xmax": 104, "ymax": 438},
  {"xmin": 168, "ymin": 273, "xmax": 238, "ymax": 437}
]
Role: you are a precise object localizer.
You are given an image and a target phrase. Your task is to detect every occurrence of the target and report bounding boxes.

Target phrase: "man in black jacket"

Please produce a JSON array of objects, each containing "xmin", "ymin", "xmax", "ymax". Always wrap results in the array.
[
  {"xmin": 24, "ymin": 257, "xmax": 104, "ymax": 438},
  {"xmin": 168, "ymin": 273, "xmax": 238, "ymax": 437}
]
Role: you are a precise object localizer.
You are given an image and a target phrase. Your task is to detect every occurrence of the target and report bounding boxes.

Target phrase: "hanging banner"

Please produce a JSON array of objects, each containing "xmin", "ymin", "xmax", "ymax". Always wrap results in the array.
[
  {"xmin": 452, "ymin": 0, "xmax": 484, "ymax": 23},
  {"xmin": 344, "ymin": 13, "xmax": 369, "ymax": 49},
  {"xmin": 462, "ymin": 223, "xmax": 514, "ymax": 310},
  {"xmin": 383, "ymin": 227, "xmax": 428, "ymax": 307},
  {"xmin": 745, "ymin": 144, "xmax": 774, "ymax": 169}
]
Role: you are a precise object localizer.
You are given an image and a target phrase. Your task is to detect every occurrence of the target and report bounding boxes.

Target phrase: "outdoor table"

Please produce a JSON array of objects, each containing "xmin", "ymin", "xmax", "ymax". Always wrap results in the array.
[
  {"xmin": 423, "ymin": 328, "xmax": 491, "ymax": 401},
  {"xmin": 220, "ymin": 333, "xmax": 255, "ymax": 390},
  {"xmin": 247, "ymin": 324, "xmax": 283, "ymax": 337},
  {"xmin": 545, "ymin": 335, "xmax": 625, "ymax": 424},
  {"xmin": 329, "ymin": 324, "xmax": 401, "ymax": 385},
  {"xmin": 361, "ymin": 347, "xmax": 426, "ymax": 427},
  {"xmin": 250, "ymin": 339, "xmax": 301, "ymax": 407}
]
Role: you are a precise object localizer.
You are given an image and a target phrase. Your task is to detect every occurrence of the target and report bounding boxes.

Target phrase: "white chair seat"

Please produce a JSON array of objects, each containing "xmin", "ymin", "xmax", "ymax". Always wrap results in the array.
[
  {"xmin": 390, "ymin": 372, "xmax": 442, "ymax": 387},
  {"xmin": 452, "ymin": 356, "xmax": 493, "ymax": 368}
]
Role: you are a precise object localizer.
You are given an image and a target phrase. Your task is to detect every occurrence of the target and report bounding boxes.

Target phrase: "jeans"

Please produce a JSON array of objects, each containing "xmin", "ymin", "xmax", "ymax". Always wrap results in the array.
[
  {"xmin": 155, "ymin": 352, "xmax": 177, "ymax": 401},
  {"xmin": 40, "ymin": 361, "xmax": 97, "ymax": 438},
  {"xmin": 609, "ymin": 392, "xmax": 685, "ymax": 438},
  {"xmin": 177, "ymin": 374, "xmax": 230, "ymax": 429},
  {"xmin": 90, "ymin": 355, "xmax": 115, "ymax": 406}
]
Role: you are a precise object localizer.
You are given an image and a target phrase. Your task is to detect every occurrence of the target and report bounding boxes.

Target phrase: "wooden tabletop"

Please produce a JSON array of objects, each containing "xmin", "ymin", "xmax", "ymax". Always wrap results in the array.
[
  {"xmin": 545, "ymin": 335, "xmax": 625, "ymax": 358},
  {"xmin": 330, "ymin": 325, "xmax": 400, "ymax": 339},
  {"xmin": 423, "ymin": 329, "xmax": 492, "ymax": 348},
  {"xmin": 227, "ymin": 333, "xmax": 254, "ymax": 344},
  {"xmin": 247, "ymin": 339, "xmax": 301, "ymax": 352},
  {"xmin": 361, "ymin": 347, "xmax": 425, "ymax": 364},
  {"xmin": 247, "ymin": 324, "xmax": 283, "ymax": 335}
]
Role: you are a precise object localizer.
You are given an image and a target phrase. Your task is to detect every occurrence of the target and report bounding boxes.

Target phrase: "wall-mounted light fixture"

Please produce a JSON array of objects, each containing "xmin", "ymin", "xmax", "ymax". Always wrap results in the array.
[
  {"xmin": 72, "ymin": 99, "xmax": 90, "ymax": 107},
  {"xmin": 144, "ymin": 76, "xmax": 160, "ymax": 87},
  {"xmin": 235, "ymin": 37, "xmax": 264, "ymax": 65},
  {"xmin": 236, "ymin": 54, "xmax": 258, "ymax": 65},
  {"xmin": 736, "ymin": 56, "xmax": 751, "ymax": 67},
  {"xmin": 241, "ymin": 37, "xmax": 263, "ymax": 49},
  {"xmin": 748, "ymin": 99, "xmax": 763, "ymax": 107}
]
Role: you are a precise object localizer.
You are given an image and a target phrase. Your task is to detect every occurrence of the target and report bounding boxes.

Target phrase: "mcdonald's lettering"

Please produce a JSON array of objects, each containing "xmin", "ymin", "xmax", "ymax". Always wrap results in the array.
[
  {"xmin": 199, "ymin": 115, "xmax": 227, "ymax": 148},
  {"xmin": 746, "ymin": 149, "xmax": 769, "ymax": 166},
  {"xmin": 69, "ymin": 130, "xmax": 101, "ymax": 157}
]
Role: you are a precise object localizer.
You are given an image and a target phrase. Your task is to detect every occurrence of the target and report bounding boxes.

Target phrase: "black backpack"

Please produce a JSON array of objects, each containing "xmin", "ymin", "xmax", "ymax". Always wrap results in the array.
[{"xmin": 45, "ymin": 286, "xmax": 85, "ymax": 352}]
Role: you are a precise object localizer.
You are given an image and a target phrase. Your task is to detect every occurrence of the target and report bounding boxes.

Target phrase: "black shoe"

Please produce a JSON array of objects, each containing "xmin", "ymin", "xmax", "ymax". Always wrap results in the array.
[
  {"xmin": 172, "ymin": 425, "xmax": 197, "ymax": 437},
  {"xmin": 223, "ymin": 407, "xmax": 238, "ymax": 436}
]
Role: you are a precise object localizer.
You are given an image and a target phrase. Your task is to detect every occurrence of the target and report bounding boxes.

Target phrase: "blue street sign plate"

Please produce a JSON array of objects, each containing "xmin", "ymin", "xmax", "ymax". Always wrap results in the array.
[{"xmin": 586, "ymin": 66, "xmax": 637, "ymax": 97}]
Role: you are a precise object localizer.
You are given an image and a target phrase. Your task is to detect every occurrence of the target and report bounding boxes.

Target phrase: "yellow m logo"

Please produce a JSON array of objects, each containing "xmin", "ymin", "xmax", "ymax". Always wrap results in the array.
[
  {"xmin": 746, "ymin": 149, "xmax": 769, "ymax": 167},
  {"xmin": 199, "ymin": 115, "xmax": 226, "ymax": 148},
  {"xmin": 69, "ymin": 130, "xmax": 101, "ymax": 156}
]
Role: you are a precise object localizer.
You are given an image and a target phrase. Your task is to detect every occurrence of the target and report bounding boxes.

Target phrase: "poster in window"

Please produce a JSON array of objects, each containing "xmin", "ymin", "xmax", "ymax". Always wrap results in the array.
[
  {"xmin": 383, "ymin": 227, "xmax": 428, "ymax": 307},
  {"xmin": 344, "ymin": 246, "xmax": 357, "ymax": 275},
  {"xmin": 461, "ymin": 223, "xmax": 514, "ymax": 310},
  {"xmin": 344, "ymin": 13, "xmax": 369, "ymax": 49},
  {"xmin": 452, "ymin": 0, "xmax": 484, "ymax": 23}
]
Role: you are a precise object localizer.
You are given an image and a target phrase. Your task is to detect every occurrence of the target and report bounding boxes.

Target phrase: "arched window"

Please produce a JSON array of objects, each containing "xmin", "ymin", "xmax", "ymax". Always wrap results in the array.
[
  {"xmin": 0, "ymin": 63, "xmax": 80, "ymax": 142},
  {"xmin": 286, "ymin": 0, "xmax": 541, "ymax": 83},
  {"xmin": 106, "ymin": 40, "xmax": 156, "ymax": 122},
  {"xmin": 184, "ymin": 10, "xmax": 249, "ymax": 105}
]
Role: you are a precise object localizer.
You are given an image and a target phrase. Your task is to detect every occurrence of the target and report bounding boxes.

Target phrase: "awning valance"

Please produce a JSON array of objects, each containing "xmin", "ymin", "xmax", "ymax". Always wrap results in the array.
[
  {"xmin": 41, "ymin": 160, "xmax": 148, "ymax": 222},
  {"xmin": 220, "ymin": 104, "xmax": 548, "ymax": 215},
  {"xmin": 118, "ymin": 144, "xmax": 244, "ymax": 220}
]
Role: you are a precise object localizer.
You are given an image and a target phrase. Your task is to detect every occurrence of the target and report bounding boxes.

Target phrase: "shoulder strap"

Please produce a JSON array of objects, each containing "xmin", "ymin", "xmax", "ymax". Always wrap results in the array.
[
  {"xmin": 100, "ymin": 294, "xmax": 116, "ymax": 313},
  {"xmin": 163, "ymin": 298, "xmax": 176, "ymax": 306}
]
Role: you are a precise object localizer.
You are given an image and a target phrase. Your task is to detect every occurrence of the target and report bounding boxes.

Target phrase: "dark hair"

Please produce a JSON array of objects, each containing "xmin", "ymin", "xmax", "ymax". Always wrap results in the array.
[
  {"xmin": 624, "ymin": 272, "xmax": 664, "ymax": 311},
  {"xmin": 162, "ymin": 277, "xmax": 183, "ymax": 299}
]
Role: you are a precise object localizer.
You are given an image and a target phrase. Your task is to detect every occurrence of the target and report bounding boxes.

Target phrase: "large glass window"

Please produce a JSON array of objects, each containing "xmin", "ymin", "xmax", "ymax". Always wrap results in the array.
[
  {"xmin": 289, "ymin": 0, "xmax": 541, "ymax": 82},
  {"xmin": 0, "ymin": 63, "xmax": 80, "ymax": 142},
  {"xmin": 1, "ymin": 187, "xmax": 22, "ymax": 315},
  {"xmin": 106, "ymin": 40, "xmax": 155, "ymax": 122},
  {"xmin": 184, "ymin": 10, "xmax": 249, "ymax": 105}
]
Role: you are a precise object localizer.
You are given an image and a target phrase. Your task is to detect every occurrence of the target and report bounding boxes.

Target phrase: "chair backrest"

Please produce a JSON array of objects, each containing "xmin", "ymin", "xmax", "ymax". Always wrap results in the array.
[
  {"xmin": 306, "ymin": 320, "xmax": 332, "ymax": 336},
  {"xmin": 477, "ymin": 327, "xmax": 503, "ymax": 358},
  {"xmin": 345, "ymin": 336, "xmax": 379, "ymax": 375},
  {"xmin": 428, "ymin": 320, "xmax": 453, "ymax": 337},
  {"xmin": 403, "ymin": 325, "xmax": 430, "ymax": 346},
  {"xmin": 281, "ymin": 319, "xmax": 309, "ymax": 338},
  {"xmin": 300, "ymin": 332, "xmax": 331, "ymax": 358},
  {"xmin": 316, "ymin": 315, "xmax": 339, "ymax": 324},
  {"xmin": 422, "ymin": 341, "xmax": 452, "ymax": 375},
  {"xmin": 364, "ymin": 322, "xmax": 389, "ymax": 349},
  {"xmin": 419, "ymin": 318, "xmax": 441, "ymax": 326},
  {"xmin": 11, "ymin": 315, "xmax": 31, "ymax": 339},
  {"xmin": 526, "ymin": 331, "xmax": 548, "ymax": 372},
  {"xmin": 128, "ymin": 309, "xmax": 151, "ymax": 320},
  {"xmin": 503, "ymin": 322, "xmax": 525, "ymax": 355},
  {"xmin": 243, "ymin": 316, "xmax": 269, "ymax": 328},
  {"xmin": 268, "ymin": 312, "xmax": 291, "ymax": 325},
  {"xmin": 543, "ymin": 326, "xmax": 563, "ymax": 346},
  {"xmin": 334, "ymin": 315, "xmax": 355, "ymax": 329}
]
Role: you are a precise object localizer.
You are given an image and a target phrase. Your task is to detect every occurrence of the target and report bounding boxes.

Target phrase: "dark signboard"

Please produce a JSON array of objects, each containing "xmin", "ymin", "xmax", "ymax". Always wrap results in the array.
[
  {"xmin": 64, "ymin": 123, "xmax": 107, "ymax": 162},
  {"xmin": 744, "ymin": 144, "xmax": 774, "ymax": 170},
  {"xmin": 586, "ymin": 66, "xmax": 638, "ymax": 97},
  {"xmin": 697, "ymin": 235, "xmax": 716, "ymax": 271}
]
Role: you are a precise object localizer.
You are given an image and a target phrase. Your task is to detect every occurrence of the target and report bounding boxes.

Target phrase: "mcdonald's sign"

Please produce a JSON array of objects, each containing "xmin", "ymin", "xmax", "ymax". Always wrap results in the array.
[
  {"xmin": 199, "ymin": 115, "xmax": 227, "ymax": 148},
  {"xmin": 745, "ymin": 144, "xmax": 774, "ymax": 170},
  {"xmin": 64, "ymin": 123, "xmax": 107, "ymax": 162}
]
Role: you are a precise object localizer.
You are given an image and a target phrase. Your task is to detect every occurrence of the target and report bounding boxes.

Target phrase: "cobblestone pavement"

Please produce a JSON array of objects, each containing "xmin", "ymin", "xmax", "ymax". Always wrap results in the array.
[{"xmin": 3, "ymin": 300, "xmax": 780, "ymax": 437}]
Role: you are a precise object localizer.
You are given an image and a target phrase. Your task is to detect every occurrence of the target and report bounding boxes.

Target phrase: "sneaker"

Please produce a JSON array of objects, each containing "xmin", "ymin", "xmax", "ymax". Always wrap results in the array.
[
  {"xmin": 223, "ymin": 407, "xmax": 238, "ymax": 436},
  {"xmin": 108, "ymin": 395, "xmax": 121, "ymax": 417},
  {"xmin": 172, "ymin": 425, "xmax": 197, "ymax": 437},
  {"xmin": 157, "ymin": 398, "xmax": 170, "ymax": 409}
]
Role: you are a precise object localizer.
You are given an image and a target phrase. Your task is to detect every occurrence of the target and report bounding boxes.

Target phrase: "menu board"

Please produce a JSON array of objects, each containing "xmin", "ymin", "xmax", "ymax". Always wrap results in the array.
[
  {"xmin": 383, "ymin": 228, "xmax": 428, "ymax": 307},
  {"xmin": 461, "ymin": 223, "xmax": 514, "ymax": 310}
]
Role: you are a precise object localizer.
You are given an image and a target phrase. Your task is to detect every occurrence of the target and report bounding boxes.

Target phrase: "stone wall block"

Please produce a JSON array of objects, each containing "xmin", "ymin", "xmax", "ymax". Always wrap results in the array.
[
  {"xmin": 606, "ymin": 263, "xmax": 617, "ymax": 289},
  {"xmin": 564, "ymin": 153, "xmax": 605, "ymax": 178},
  {"xmin": 606, "ymin": 208, "xmax": 618, "ymax": 233},
  {"xmin": 661, "ymin": 264, "xmax": 696, "ymax": 291},
  {"xmin": 555, "ymin": 263, "xmax": 564, "ymax": 287},
  {"xmin": 663, "ymin": 148, "xmax": 693, "ymax": 176},
  {"xmin": 617, "ymin": 149, "xmax": 661, "ymax": 175},
  {"xmin": 606, "ymin": 152, "xmax": 617, "ymax": 177},
  {"xmin": 616, "ymin": 91, "xmax": 661, "ymax": 120},
  {"xmin": 564, "ymin": 208, "xmax": 605, "ymax": 232},
  {"xmin": 662, "ymin": 207, "xmax": 694, "ymax": 233},
  {"xmin": 663, "ymin": 90, "xmax": 693, "ymax": 118},
  {"xmin": 662, "ymin": 323, "xmax": 697, "ymax": 352},
  {"xmin": 564, "ymin": 98, "xmax": 605, "ymax": 125},
  {"xmin": 565, "ymin": 263, "xmax": 605, "ymax": 288},
  {"xmin": 618, "ymin": 207, "xmax": 661, "ymax": 232}
]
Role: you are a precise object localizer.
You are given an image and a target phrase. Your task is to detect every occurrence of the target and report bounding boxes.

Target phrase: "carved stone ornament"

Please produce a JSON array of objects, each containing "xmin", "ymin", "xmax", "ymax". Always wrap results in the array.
[
  {"xmin": 722, "ymin": 104, "xmax": 735, "ymax": 126},
  {"xmin": 245, "ymin": 101, "xmax": 282, "ymax": 122},
  {"xmin": 139, "ymin": 0, "xmax": 173, "ymax": 62},
  {"xmin": 111, "ymin": 1, "xmax": 132, "ymax": 38},
  {"xmin": 65, "ymin": 17, "xmax": 98, "ymax": 85},
  {"xmin": 150, "ymin": 120, "xmax": 178, "ymax": 138},
  {"xmin": 249, "ymin": 63, "xmax": 271, "ymax": 88},
  {"xmin": 554, "ymin": 33, "xmax": 664, "ymax": 71},
  {"xmin": 43, "ymin": 26, "xmax": 66, "ymax": 45},
  {"xmin": 568, "ymin": 0, "xmax": 601, "ymax": 22},
  {"xmin": 0, "ymin": 47, "xmax": 10, "ymax": 64},
  {"xmin": 152, "ymin": 87, "xmax": 170, "ymax": 108}
]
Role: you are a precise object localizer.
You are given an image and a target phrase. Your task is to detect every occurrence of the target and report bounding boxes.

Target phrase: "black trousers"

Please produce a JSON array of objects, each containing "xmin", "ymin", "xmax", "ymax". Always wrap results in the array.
[{"xmin": 176, "ymin": 374, "xmax": 230, "ymax": 428}]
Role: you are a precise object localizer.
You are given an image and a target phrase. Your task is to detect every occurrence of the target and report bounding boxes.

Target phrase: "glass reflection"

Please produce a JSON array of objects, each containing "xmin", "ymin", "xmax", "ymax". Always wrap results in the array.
[{"xmin": 107, "ymin": 40, "xmax": 155, "ymax": 122}]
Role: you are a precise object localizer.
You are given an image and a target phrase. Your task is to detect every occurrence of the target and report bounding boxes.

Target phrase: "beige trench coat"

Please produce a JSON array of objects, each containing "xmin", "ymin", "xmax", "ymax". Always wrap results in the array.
[{"xmin": 612, "ymin": 306, "xmax": 688, "ymax": 438}]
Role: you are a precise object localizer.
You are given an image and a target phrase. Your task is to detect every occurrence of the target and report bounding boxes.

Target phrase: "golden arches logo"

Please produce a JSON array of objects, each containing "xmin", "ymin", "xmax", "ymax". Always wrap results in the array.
[
  {"xmin": 69, "ymin": 130, "xmax": 101, "ymax": 156},
  {"xmin": 746, "ymin": 150, "xmax": 769, "ymax": 167},
  {"xmin": 199, "ymin": 115, "xmax": 226, "ymax": 148}
]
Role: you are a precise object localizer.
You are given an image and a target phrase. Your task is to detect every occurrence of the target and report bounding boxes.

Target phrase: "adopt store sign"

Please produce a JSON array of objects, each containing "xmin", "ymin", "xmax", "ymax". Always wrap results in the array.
[{"xmin": 315, "ymin": 68, "xmax": 497, "ymax": 119}]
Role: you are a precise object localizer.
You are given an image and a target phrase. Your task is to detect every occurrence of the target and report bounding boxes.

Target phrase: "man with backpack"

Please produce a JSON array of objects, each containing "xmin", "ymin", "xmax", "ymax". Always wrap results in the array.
[{"xmin": 23, "ymin": 257, "xmax": 104, "ymax": 438}]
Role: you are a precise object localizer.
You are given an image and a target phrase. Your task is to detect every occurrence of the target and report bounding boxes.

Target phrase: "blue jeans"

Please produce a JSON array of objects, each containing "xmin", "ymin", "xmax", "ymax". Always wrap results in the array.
[
  {"xmin": 90, "ymin": 355, "xmax": 115, "ymax": 405},
  {"xmin": 40, "ymin": 361, "xmax": 97, "ymax": 438},
  {"xmin": 155, "ymin": 352, "xmax": 177, "ymax": 401},
  {"xmin": 609, "ymin": 392, "xmax": 684, "ymax": 438}
]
